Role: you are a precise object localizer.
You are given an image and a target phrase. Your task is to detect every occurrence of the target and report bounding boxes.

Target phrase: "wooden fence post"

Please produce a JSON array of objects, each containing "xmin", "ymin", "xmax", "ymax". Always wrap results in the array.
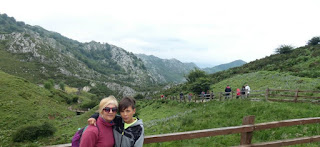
[
  {"xmin": 231, "ymin": 91, "xmax": 234, "ymax": 99},
  {"xmin": 265, "ymin": 88, "xmax": 269, "ymax": 101},
  {"xmin": 219, "ymin": 92, "xmax": 222, "ymax": 101},
  {"xmin": 240, "ymin": 115, "xmax": 255, "ymax": 145},
  {"xmin": 201, "ymin": 95, "xmax": 204, "ymax": 103},
  {"xmin": 294, "ymin": 89, "xmax": 299, "ymax": 103}
]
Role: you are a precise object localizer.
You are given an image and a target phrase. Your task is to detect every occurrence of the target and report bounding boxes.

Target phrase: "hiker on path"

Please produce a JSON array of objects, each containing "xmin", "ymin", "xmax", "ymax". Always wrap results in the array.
[{"xmin": 225, "ymin": 85, "xmax": 232, "ymax": 99}]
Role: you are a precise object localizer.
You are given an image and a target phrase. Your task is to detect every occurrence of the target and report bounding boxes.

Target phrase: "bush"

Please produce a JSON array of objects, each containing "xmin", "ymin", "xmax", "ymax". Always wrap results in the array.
[
  {"xmin": 134, "ymin": 93, "xmax": 144, "ymax": 99},
  {"xmin": 307, "ymin": 36, "xmax": 320, "ymax": 45},
  {"xmin": 275, "ymin": 45, "xmax": 294, "ymax": 54},
  {"xmin": 81, "ymin": 100, "xmax": 98, "ymax": 109},
  {"xmin": 59, "ymin": 82, "xmax": 65, "ymax": 91},
  {"xmin": 44, "ymin": 81, "xmax": 53, "ymax": 90},
  {"xmin": 13, "ymin": 122, "xmax": 56, "ymax": 142},
  {"xmin": 72, "ymin": 96, "xmax": 79, "ymax": 103}
]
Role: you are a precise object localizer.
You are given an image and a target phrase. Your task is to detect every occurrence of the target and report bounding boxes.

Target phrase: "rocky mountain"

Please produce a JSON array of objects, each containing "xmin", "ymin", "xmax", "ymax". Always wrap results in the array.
[
  {"xmin": 0, "ymin": 13, "xmax": 247, "ymax": 96},
  {"xmin": 136, "ymin": 54, "xmax": 247, "ymax": 83},
  {"xmin": 203, "ymin": 60, "xmax": 246, "ymax": 74},
  {"xmin": 0, "ymin": 13, "xmax": 155, "ymax": 96},
  {"xmin": 136, "ymin": 54, "xmax": 198, "ymax": 83}
]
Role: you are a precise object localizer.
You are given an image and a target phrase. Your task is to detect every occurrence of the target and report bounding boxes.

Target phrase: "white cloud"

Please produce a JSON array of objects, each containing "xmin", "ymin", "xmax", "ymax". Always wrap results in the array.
[{"xmin": 1, "ymin": 0, "xmax": 320, "ymax": 67}]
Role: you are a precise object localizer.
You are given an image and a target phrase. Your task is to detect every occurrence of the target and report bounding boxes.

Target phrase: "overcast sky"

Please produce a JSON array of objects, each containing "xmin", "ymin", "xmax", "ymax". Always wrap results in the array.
[{"xmin": 1, "ymin": 0, "xmax": 320, "ymax": 67}]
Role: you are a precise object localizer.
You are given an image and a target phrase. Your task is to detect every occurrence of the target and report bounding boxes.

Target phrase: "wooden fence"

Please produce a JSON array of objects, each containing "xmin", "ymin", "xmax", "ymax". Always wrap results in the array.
[
  {"xmin": 144, "ymin": 115, "xmax": 320, "ymax": 146},
  {"xmin": 156, "ymin": 89, "xmax": 320, "ymax": 103},
  {"xmin": 48, "ymin": 116, "xmax": 320, "ymax": 147},
  {"xmin": 266, "ymin": 88, "xmax": 320, "ymax": 103}
]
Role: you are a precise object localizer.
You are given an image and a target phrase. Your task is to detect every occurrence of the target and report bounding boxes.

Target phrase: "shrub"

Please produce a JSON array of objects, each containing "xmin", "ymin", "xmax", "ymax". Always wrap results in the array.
[
  {"xmin": 189, "ymin": 77, "xmax": 211, "ymax": 94},
  {"xmin": 59, "ymin": 82, "xmax": 65, "ymax": 91},
  {"xmin": 81, "ymin": 100, "xmax": 98, "ymax": 109},
  {"xmin": 307, "ymin": 36, "xmax": 320, "ymax": 45},
  {"xmin": 186, "ymin": 68, "xmax": 207, "ymax": 83},
  {"xmin": 134, "ymin": 93, "xmax": 144, "ymax": 99},
  {"xmin": 72, "ymin": 96, "xmax": 79, "ymax": 103},
  {"xmin": 44, "ymin": 81, "xmax": 53, "ymax": 90},
  {"xmin": 275, "ymin": 45, "xmax": 294, "ymax": 54},
  {"xmin": 13, "ymin": 122, "xmax": 56, "ymax": 142}
]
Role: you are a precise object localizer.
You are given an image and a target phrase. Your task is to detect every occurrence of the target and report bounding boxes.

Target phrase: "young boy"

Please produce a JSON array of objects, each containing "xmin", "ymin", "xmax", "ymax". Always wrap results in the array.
[{"xmin": 88, "ymin": 97, "xmax": 144, "ymax": 147}]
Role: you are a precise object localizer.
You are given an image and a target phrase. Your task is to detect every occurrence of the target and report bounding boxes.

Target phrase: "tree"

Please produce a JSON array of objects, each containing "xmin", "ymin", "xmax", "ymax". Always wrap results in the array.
[
  {"xmin": 186, "ymin": 68, "xmax": 207, "ymax": 83},
  {"xmin": 275, "ymin": 45, "xmax": 294, "ymax": 54},
  {"xmin": 189, "ymin": 77, "xmax": 211, "ymax": 94},
  {"xmin": 59, "ymin": 82, "xmax": 65, "ymax": 91},
  {"xmin": 307, "ymin": 36, "xmax": 320, "ymax": 46}
]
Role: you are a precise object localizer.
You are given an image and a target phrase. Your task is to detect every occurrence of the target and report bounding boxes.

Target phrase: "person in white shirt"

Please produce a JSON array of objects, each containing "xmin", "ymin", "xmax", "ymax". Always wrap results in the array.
[{"xmin": 245, "ymin": 84, "xmax": 251, "ymax": 97}]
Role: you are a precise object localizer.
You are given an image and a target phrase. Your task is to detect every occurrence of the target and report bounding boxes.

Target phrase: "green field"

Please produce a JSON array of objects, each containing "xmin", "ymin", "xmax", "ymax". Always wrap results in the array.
[{"xmin": 138, "ymin": 99, "xmax": 320, "ymax": 146}]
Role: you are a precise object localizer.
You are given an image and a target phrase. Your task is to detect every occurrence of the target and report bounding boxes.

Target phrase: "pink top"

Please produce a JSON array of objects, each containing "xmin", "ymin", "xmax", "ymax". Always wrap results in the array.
[{"xmin": 80, "ymin": 116, "xmax": 114, "ymax": 147}]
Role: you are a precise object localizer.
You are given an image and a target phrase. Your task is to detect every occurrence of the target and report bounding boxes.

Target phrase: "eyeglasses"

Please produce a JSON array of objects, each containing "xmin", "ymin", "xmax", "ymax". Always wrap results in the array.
[{"xmin": 103, "ymin": 107, "xmax": 118, "ymax": 113}]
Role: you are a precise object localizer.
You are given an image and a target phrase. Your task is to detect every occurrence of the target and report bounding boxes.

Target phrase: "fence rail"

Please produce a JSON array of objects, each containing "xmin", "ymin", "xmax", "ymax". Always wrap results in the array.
[
  {"xmin": 46, "ymin": 116, "xmax": 320, "ymax": 147},
  {"xmin": 144, "ymin": 116, "xmax": 320, "ymax": 146},
  {"xmin": 156, "ymin": 88, "xmax": 320, "ymax": 103}
]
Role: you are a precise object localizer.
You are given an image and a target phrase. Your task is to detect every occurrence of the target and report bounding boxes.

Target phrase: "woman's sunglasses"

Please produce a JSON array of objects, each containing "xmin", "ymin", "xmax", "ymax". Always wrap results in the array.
[{"xmin": 103, "ymin": 107, "xmax": 118, "ymax": 113}]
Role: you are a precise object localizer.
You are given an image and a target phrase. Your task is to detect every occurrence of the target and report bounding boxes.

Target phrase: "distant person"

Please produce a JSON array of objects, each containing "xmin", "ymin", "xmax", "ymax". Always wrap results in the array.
[
  {"xmin": 188, "ymin": 93, "xmax": 192, "ymax": 102},
  {"xmin": 245, "ymin": 84, "xmax": 251, "ymax": 97},
  {"xmin": 241, "ymin": 86, "xmax": 246, "ymax": 98},
  {"xmin": 180, "ymin": 92, "xmax": 184, "ymax": 101},
  {"xmin": 225, "ymin": 85, "xmax": 232, "ymax": 99},
  {"xmin": 236, "ymin": 88, "xmax": 240, "ymax": 99},
  {"xmin": 201, "ymin": 91, "xmax": 205, "ymax": 99},
  {"xmin": 80, "ymin": 96, "xmax": 118, "ymax": 147},
  {"xmin": 210, "ymin": 91, "xmax": 214, "ymax": 99}
]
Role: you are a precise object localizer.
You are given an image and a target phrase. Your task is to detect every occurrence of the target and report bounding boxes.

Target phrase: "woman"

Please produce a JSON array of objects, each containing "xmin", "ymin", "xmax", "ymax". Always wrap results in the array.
[
  {"xmin": 88, "ymin": 97, "xmax": 144, "ymax": 147},
  {"xmin": 80, "ymin": 95, "xmax": 118, "ymax": 147}
]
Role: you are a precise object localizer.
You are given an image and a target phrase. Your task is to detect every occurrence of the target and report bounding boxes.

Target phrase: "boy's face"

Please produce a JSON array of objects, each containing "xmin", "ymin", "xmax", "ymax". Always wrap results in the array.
[{"xmin": 120, "ymin": 106, "xmax": 136, "ymax": 124}]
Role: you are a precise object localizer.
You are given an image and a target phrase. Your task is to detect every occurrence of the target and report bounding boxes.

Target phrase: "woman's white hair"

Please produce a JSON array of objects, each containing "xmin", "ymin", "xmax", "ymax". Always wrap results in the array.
[{"xmin": 98, "ymin": 95, "xmax": 118, "ymax": 114}]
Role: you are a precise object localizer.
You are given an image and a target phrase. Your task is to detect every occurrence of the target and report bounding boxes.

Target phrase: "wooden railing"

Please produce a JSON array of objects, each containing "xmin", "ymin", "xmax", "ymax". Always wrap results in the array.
[
  {"xmin": 144, "ymin": 116, "xmax": 320, "ymax": 146},
  {"xmin": 266, "ymin": 88, "xmax": 320, "ymax": 103},
  {"xmin": 156, "ymin": 89, "xmax": 320, "ymax": 103},
  {"xmin": 46, "ymin": 116, "xmax": 320, "ymax": 147}
]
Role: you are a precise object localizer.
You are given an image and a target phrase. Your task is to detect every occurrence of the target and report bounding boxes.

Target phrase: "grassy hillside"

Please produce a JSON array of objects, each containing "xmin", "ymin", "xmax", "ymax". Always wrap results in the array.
[
  {"xmin": 211, "ymin": 71, "xmax": 320, "ymax": 93},
  {"xmin": 162, "ymin": 70, "xmax": 320, "ymax": 98},
  {"xmin": 210, "ymin": 45, "xmax": 320, "ymax": 84},
  {"xmin": 139, "ymin": 99, "xmax": 320, "ymax": 146},
  {"xmin": 2, "ymin": 69, "xmax": 319, "ymax": 146},
  {"xmin": 0, "ymin": 70, "xmax": 96, "ymax": 146}
]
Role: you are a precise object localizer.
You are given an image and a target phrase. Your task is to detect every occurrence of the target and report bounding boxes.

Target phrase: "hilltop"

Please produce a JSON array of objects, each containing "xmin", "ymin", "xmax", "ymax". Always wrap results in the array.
[{"xmin": 203, "ymin": 59, "xmax": 246, "ymax": 74}]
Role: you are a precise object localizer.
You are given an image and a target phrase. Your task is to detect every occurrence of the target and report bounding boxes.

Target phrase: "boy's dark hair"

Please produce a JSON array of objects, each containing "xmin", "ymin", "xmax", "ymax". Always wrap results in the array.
[{"xmin": 119, "ymin": 97, "xmax": 136, "ymax": 111}]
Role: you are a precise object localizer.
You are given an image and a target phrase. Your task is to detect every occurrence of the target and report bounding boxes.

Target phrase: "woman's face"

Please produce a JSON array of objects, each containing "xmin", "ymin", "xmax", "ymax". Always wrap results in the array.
[{"xmin": 102, "ymin": 104, "xmax": 117, "ymax": 122}]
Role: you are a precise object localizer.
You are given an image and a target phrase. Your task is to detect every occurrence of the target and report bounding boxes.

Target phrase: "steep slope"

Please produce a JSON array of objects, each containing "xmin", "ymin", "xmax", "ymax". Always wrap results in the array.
[
  {"xmin": 0, "ymin": 13, "xmax": 155, "ymax": 96},
  {"xmin": 0, "ymin": 70, "xmax": 76, "ymax": 146},
  {"xmin": 203, "ymin": 59, "xmax": 246, "ymax": 74},
  {"xmin": 136, "ymin": 54, "xmax": 198, "ymax": 83}
]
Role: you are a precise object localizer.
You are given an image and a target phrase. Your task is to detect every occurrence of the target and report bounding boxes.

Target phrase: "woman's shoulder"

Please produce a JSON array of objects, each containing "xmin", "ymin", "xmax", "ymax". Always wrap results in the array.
[{"xmin": 85, "ymin": 125, "xmax": 99, "ymax": 134}]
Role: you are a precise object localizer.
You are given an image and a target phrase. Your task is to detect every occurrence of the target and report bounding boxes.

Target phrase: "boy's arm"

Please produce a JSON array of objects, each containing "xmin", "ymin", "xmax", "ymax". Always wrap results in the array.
[
  {"xmin": 134, "ymin": 125, "xmax": 144, "ymax": 147},
  {"xmin": 87, "ymin": 113, "xmax": 99, "ymax": 126}
]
